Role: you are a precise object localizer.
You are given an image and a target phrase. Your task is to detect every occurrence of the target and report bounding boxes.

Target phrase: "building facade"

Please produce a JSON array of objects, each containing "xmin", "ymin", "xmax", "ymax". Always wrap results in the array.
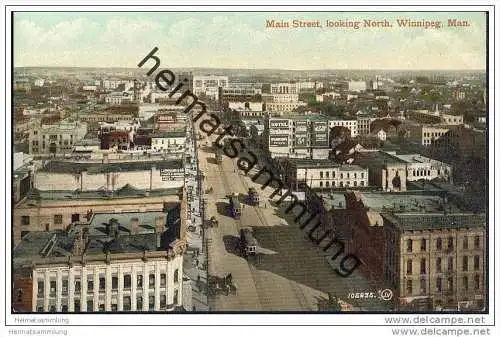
[
  {"xmin": 28, "ymin": 121, "xmax": 88, "ymax": 155},
  {"xmin": 382, "ymin": 213, "xmax": 485, "ymax": 311}
]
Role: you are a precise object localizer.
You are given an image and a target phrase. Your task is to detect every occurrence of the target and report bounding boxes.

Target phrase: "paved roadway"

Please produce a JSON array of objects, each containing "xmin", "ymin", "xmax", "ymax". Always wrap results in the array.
[{"xmin": 195, "ymin": 123, "xmax": 392, "ymax": 312}]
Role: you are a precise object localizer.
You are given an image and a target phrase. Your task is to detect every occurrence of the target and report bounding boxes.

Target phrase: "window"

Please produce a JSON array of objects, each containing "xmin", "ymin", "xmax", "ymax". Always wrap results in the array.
[
  {"xmin": 21, "ymin": 216, "xmax": 30, "ymax": 226},
  {"xmin": 149, "ymin": 274, "xmax": 155, "ymax": 287},
  {"xmin": 99, "ymin": 277, "xmax": 105, "ymax": 292},
  {"xmin": 160, "ymin": 295, "xmax": 167, "ymax": 310},
  {"xmin": 74, "ymin": 299, "xmax": 80, "ymax": 312},
  {"xmin": 436, "ymin": 277, "xmax": 442, "ymax": 292},
  {"xmin": 360, "ymin": 181, "xmax": 365, "ymax": 186},
  {"xmin": 421, "ymin": 239, "xmax": 427, "ymax": 252},
  {"xmin": 54, "ymin": 214, "xmax": 63, "ymax": 225},
  {"xmin": 326, "ymin": 171, "xmax": 329, "ymax": 178},
  {"xmin": 112, "ymin": 276, "xmax": 118, "ymax": 290},
  {"xmin": 131, "ymin": 291, "xmax": 143, "ymax": 310},
  {"xmin": 174, "ymin": 269, "xmax": 179, "ymax": 283},
  {"xmin": 361, "ymin": 172, "xmax": 364, "ymax": 178},
  {"xmin": 319, "ymin": 181, "xmax": 323, "ymax": 187},
  {"xmin": 420, "ymin": 278, "xmax": 427, "ymax": 294},
  {"xmin": 420, "ymin": 258, "xmax": 427, "ymax": 275},
  {"xmin": 405, "ymin": 259, "xmax": 412, "ymax": 275},
  {"xmin": 123, "ymin": 296, "xmax": 131, "ymax": 311},
  {"xmin": 447, "ymin": 257, "xmax": 453, "ymax": 271},
  {"xmin": 463, "ymin": 237, "xmax": 469, "ymax": 250},
  {"xmin": 473, "ymin": 255, "xmax": 480, "ymax": 270},
  {"xmin": 50, "ymin": 281, "xmax": 56, "ymax": 296},
  {"xmin": 174, "ymin": 290, "xmax": 179, "ymax": 305},
  {"xmin": 124, "ymin": 275, "xmax": 131, "ymax": 289},
  {"xmin": 137, "ymin": 275, "xmax": 143, "ymax": 289},
  {"xmin": 62, "ymin": 279, "xmax": 68, "ymax": 295},
  {"xmin": 160, "ymin": 274, "xmax": 166, "ymax": 287},
  {"xmin": 447, "ymin": 237, "xmax": 453, "ymax": 250},
  {"xmin": 406, "ymin": 280, "xmax": 413, "ymax": 295},
  {"xmin": 463, "ymin": 276, "xmax": 469, "ymax": 291},
  {"xmin": 406, "ymin": 239, "xmax": 413, "ymax": 253},
  {"xmin": 111, "ymin": 304, "xmax": 118, "ymax": 312},
  {"xmin": 436, "ymin": 238, "xmax": 442, "ymax": 250},
  {"xmin": 149, "ymin": 295, "xmax": 155, "ymax": 310},
  {"xmin": 16, "ymin": 289, "xmax": 23, "ymax": 302},
  {"xmin": 87, "ymin": 280, "xmax": 94, "ymax": 294},
  {"xmin": 447, "ymin": 277, "xmax": 454, "ymax": 292},
  {"xmin": 340, "ymin": 173, "xmax": 343, "ymax": 179},
  {"xmin": 37, "ymin": 281, "xmax": 44, "ymax": 296},
  {"xmin": 99, "ymin": 304, "xmax": 105, "ymax": 312},
  {"xmin": 320, "ymin": 171, "xmax": 323, "ymax": 179},
  {"xmin": 353, "ymin": 181, "xmax": 357, "ymax": 187},
  {"xmin": 462, "ymin": 256, "xmax": 469, "ymax": 271},
  {"xmin": 474, "ymin": 275, "xmax": 480, "ymax": 290},
  {"xmin": 62, "ymin": 304, "xmax": 68, "ymax": 312},
  {"xmin": 474, "ymin": 236, "xmax": 480, "ymax": 249}
]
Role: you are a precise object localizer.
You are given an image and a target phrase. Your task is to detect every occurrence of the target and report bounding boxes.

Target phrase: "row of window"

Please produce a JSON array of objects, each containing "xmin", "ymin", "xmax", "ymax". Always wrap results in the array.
[
  {"xmin": 406, "ymin": 236, "xmax": 481, "ymax": 252},
  {"xmin": 406, "ymin": 274, "xmax": 481, "ymax": 295},
  {"xmin": 37, "ymin": 291, "xmax": 179, "ymax": 312},
  {"xmin": 406, "ymin": 256, "xmax": 481, "ymax": 275},
  {"xmin": 37, "ymin": 270, "xmax": 179, "ymax": 297},
  {"xmin": 318, "ymin": 180, "xmax": 366, "ymax": 188},
  {"xmin": 319, "ymin": 171, "xmax": 365, "ymax": 179}
]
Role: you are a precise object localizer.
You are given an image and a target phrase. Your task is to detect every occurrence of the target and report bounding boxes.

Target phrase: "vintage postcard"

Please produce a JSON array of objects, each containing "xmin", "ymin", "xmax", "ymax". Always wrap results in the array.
[{"xmin": 4, "ymin": 3, "xmax": 498, "ymax": 334}]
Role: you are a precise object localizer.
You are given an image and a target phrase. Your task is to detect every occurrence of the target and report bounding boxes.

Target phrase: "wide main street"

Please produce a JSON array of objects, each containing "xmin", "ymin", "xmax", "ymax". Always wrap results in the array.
[{"xmin": 193, "ymin": 115, "xmax": 393, "ymax": 312}]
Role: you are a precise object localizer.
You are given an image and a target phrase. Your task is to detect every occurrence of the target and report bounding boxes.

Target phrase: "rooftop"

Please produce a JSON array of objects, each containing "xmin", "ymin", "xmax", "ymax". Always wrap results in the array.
[
  {"xmin": 25, "ymin": 186, "xmax": 181, "ymax": 201},
  {"xmin": 39, "ymin": 159, "xmax": 183, "ymax": 174},
  {"xmin": 353, "ymin": 150, "xmax": 407, "ymax": 167},
  {"xmin": 382, "ymin": 213, "xmax": 486, "ymax": 231},
  {"xmin": 349, "ymin": 192, "xmax": 456, "ymax": 213},
  {"xmin": 13, "ymin": 207, "xmax": 182, "ymax": 266},
  {"xmin": 151, "ymin": 131, "xmax": 186, "ymax": 138}
]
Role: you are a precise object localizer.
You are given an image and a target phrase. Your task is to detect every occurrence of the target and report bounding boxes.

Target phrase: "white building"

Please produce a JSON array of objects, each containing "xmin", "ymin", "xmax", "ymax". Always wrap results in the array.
[
  {"xmin": 348, "ymin": 81, "xmax": 367, "ymax": 92},
  {"xmin": 377, "ymin": 129, "xmax": 387, "ymax": 141},
  {"xmin": 29, "ymin": 121, "xmax": 88, "ymax": 155},
  {"xmin": 328, "ymin": 119, "xmax": 359, "ymax": 137},
  {"xmin": 34, "ymin": 79, "xmax": 45, "ymax": 87},
  {"xmin": 270, "ymin": 83, "xmax": 298, "ymax": 94},
  {"xmin": 151, "ymin": 131, "xmax": 186, "ymax": 153},
  {"xmin": 105, "ymin": 91, "xmax": 133, "ymax": 105},
  {"xmin": 391, "ymin": 153, "xmax": 453, "ymax": 182},
  {"xmin": 192, "ymin": 75, "xmax": 229, "ymax": 100},
  {"xmin": 13, "ymin": 210, "xmax": 186, "ymax": 312},
  {"xmin": 284, "ymin": 159, "xmax": 368, "ymax": 190}
]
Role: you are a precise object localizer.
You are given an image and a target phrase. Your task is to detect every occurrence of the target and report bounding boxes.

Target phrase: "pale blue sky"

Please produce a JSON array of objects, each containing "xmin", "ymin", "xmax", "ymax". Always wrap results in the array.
[{"xmin": 14, "ymin": 12, "xmax": 487, "ymax": 70}]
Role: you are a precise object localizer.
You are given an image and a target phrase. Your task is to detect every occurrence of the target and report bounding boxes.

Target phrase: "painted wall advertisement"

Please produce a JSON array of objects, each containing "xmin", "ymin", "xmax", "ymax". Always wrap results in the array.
[
  {"xmin": 311, "ymin": 121, "xmax": 328, "ymax": 147},
  {"xmin": 269, "ymin": 135, "xmax": 289, "ymax": 147}
]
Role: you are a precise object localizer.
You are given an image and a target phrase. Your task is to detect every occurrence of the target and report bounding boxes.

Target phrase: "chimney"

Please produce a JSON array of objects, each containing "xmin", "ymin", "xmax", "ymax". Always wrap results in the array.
[
  {"xmin": 108, "ymin": 218, "xmax": 119, "ymax": 237},
  {"xmin": 154, "ymin": 216, "xmax": 166, "ymax": 249},
  {"xmin": 131, "ymin": 217, "xmax": 140, "ymax": 234}
]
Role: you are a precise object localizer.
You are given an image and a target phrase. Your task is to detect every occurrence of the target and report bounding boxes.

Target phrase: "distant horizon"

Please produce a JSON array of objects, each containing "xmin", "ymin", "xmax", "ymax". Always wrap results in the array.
[{"xmin": 13, "ymin": 66, "xmax": 486, "ymax": 72}]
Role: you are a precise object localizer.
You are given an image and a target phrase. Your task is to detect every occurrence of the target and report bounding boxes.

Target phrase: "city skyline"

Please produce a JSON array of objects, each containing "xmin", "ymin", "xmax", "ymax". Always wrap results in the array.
[{"xmin": 14, "ymin": 12, "xmax": 487, "ymax": 70}]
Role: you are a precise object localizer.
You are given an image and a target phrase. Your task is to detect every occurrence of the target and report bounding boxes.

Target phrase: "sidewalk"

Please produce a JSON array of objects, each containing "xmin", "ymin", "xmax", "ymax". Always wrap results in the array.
[{"xmin": 183, "ymin": 122, "xmax": 209, "ymax": 311}]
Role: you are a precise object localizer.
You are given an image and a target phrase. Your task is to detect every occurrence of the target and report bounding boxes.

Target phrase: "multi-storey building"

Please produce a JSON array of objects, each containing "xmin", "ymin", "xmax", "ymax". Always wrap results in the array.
[
  {"xmin": 348, "ymin": 81, "xmax": 367, "ymax": 92},
  {"xmin": 352, "ymin": 150, "xmax": 408, "ymax": 192},
  {"xmin": 405, "ymin": 123, "xmax": 450, "ymax": 146},
  {"xmin": 192, "ymin": 75, "xmax": 228, "ymax": 100},
  {"xmin": 270, "ymin": 83, "xmax": 298, "ymax": 94},
  {"xmin": 356, "ymin": 115, "xmax": 375, "ymax": 136},
  {"xmin": 13, "ymin": 209, "xmax": 186, "ymax": 312},
  {"xmin": 392, "ymin": 153, "xmax": 453, "ymax": 183},
  {"xmin": 328, "ymin": 119, "xmax": 359, "ymax": 138},
  {"xmin": 382, "ymin": 213, "xmax": 485, "ymax": 311},
  {"xmin": 281, "ymin": 159, "xmax": 368, "ymax": 190},
  {"xmin": 151, "ymin": 131, "xmax": 186, "ymax": 153},
  {"xmin": 28, "ymin": 121, "xmax": 88, "ymax": 155},
  {"xmin": 264, "ymin": 114, "xmax": 330, "ymax": 160}
]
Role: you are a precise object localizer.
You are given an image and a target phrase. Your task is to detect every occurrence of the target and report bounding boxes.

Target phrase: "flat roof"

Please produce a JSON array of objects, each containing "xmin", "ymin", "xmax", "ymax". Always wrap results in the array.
[
  {"xmin": 151, "ymin": 131, "xmax": 186, "ymax": 138},
  {"xmin": 14, "ymin": 207, "xmax": 181, "ymax": 263},
  {"xmin": 353, "ymin": 150, "xmax": 407, "ymax": 167},
  {"xmin": 40, "ymin": 159, "xmax": 183, "ymax": 174},
  {"xmin": 382, "ymin": 213, "xmax": 485, "ymax": 231},
  {"xmin": 26, "ymin": 186, "xmax": 181, "ymax": 201},
  {"xmin": 271, "ymin": 114, "xmax": 330, "ymax": 122}
]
